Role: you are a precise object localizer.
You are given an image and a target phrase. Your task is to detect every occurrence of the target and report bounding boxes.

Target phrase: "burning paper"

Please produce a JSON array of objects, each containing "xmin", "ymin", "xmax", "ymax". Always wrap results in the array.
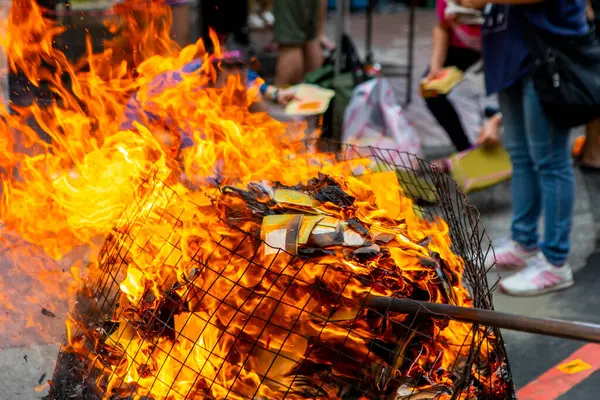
[
  {"xmin": 273, "ymin": 189, "xmax": 315, "ymax": 208},
  {"xmin": 60, "ymin": 171, "xmax": 512, "ymax": 399},
  {"xmin": 261, "ymin": 214, "xmax": 303, "ymax": 255},
  {"xmin": 285, "ymin": 84, "xmax": 335, "ymax": 116},
  {"xmin": 0, "ymin": 2, "xmax": 512, "ymax": 399},
  {"xmin": 298, "ymin": 215, "xmax": 324, "ymax": 244}
]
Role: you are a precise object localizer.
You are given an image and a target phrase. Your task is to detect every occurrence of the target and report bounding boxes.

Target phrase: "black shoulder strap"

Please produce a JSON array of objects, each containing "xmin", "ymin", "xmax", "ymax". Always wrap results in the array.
[{"xmin": 521, "ymin": 15, "xmax": 550, "ymax": 63}]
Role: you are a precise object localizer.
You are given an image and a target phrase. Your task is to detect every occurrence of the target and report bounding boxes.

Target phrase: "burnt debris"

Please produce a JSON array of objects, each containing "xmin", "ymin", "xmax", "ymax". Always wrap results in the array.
[
  {"xmin": 46, "ymin": 163, "xmax": 513, "ymax": 400},
  {"xmin": 41, "ymin": 308, "xmax": 56, "ymax": 318}
]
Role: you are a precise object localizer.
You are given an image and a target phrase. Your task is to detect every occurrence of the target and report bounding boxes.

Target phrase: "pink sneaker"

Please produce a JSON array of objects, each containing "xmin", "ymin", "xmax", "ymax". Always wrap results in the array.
[
  {"xmin": 486, "ymin": 241, "xmax": 539, "ymax": 271},
  {"xmin": 499, "ymin": 253, "xmax": 574, "ymax": 296}
]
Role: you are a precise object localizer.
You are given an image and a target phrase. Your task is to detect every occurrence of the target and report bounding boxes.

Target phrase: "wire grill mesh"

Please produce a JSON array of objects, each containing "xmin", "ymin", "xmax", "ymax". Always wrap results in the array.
[{"xmin": 48, "ymin": 142, "xmax": 515, "ymax": 400}]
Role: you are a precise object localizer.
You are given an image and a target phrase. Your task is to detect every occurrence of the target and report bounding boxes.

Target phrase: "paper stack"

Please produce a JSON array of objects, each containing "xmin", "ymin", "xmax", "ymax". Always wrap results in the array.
[
  {"xmin": 445, "ymin": 0, "xmax": 484, "ymax": 25},
  {"xmin": 285, "ymin": 84, "xmax": 336, "ymax": 116},
  {"xmin": 449, "ymin": 145, "xmax": 512, "ymax": 193},
  {"xmin": 420, "ymin": 66, "xmax": 464, "ymax": 98}
]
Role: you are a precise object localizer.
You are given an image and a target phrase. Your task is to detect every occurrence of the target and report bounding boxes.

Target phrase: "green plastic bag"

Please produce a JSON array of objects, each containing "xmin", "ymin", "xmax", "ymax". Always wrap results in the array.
[
  {"xmin": 304, "ymin": 64, "xmax": 335, "ymax": 89},
  {"xmin": 305, "ymin": 67, "xmax": 357, "ymax": 143}
]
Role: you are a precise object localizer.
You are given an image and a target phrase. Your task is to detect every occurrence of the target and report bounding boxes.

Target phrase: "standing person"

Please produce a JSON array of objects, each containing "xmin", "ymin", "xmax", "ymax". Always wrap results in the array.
[
  {"xmin": 422, "ymin": 0, "xmax": 482, "ymax": 153},
  {"xmin": 168, "ymin": 0, "xmax": 190, "ymax": 47},
  {"xmin": 579, "ymin": 119, "xmax": 600, "ymax": 170},
  {"xmin": 456, "ymin": 0, "xmax": 589, "ymax": 296},
  {"xmin": 200, "ymin": 0, "xmax": 251, "ymax": 52},
  {"xmin": 578, "ymin": 0, "xmax": 600, "ymax": 171},
  {"xmin": 273, "ymin": 0, "xmax": 325, "ymax": 85}
]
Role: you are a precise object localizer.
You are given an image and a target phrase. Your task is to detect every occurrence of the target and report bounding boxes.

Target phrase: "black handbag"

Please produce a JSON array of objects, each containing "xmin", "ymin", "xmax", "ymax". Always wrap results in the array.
[{"xmin": 526, "ymin": 25, "xmax": 600, "ymax": 128}]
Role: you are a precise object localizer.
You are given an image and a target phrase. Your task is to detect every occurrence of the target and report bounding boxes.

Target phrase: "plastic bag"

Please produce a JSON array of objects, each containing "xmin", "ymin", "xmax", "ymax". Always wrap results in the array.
[{"xmin": 343, "ymin": 78, "xmax": 422, "ymax": 161}]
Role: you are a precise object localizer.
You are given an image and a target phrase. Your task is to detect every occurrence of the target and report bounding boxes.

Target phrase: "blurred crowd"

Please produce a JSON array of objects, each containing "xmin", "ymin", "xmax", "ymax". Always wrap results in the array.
[{"xmin": 167, "ymin": 0, "xmax": 330, "ymax": 86}]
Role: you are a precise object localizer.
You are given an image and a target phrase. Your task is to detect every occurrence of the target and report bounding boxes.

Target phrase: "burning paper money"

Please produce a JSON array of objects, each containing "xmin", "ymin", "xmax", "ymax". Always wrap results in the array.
[{"xmin": 285, "ymin": 84, "xmax": 335, "ymax": 116}]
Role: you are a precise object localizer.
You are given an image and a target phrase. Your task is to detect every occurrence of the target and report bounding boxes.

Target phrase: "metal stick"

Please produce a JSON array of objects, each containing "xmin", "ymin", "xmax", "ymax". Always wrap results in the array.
[
  {"xmin": 366, "ymin": 296, "xmax": 600, "ymax": 344},
  {"xmin": 365, "ymin": 0, "xmax": 374, "ymax": 64},
  {"xmin": 334, "ymin": 0, "xmax": 347, "ymax": 78},
  {"xmin": 405, "ymin": 0, "xmax": 416, "ymax": 105}
]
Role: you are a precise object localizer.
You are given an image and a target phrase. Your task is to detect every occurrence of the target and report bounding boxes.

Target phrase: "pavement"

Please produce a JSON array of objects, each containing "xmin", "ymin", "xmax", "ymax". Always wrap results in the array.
[{"xmin": 1, "ymin": 7, "xmax": 600, "ymax": 400}]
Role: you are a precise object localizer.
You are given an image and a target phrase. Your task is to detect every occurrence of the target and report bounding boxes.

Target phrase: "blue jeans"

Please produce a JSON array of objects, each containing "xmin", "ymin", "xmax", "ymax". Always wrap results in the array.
[{"xmin": 499, "ymin": 77, "xmax": 575, "ymax": 266}]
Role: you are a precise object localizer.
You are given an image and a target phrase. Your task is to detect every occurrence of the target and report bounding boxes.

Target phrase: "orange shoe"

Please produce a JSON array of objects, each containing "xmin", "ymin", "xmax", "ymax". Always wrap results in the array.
[{"xmin": 572, "ymin": 135, "xmax": 586, "ymax": 160}]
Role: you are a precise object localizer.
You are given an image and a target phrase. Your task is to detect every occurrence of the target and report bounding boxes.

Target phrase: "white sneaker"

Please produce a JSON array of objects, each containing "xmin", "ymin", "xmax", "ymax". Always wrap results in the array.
[
  {"xmin": 248, "ymin": 14, "xmax": 265, "ymax": 29},
  {"xmin": 485, "ymin": 240, "xmax": 539, "ymax": 271},
  {"xmin": 499, "ymin": 253, "xmax": 574, "ymax": 296},
  {"xmin": 261, "ymin": 11, "xmax": 275, "ymax": 26}
]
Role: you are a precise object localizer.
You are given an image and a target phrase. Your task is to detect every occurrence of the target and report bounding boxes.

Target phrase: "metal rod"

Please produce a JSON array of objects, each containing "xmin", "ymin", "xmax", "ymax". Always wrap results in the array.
[
  {"xmin": 366, "ymin": 296, "xmax": 600, "ymax": 344},
  {"xmin": 365, "ymin": 0, "xmax": 374, "ymax": 64},
  {"xmin": 334, "ymin": 0, "xmax": 347, "ymax": 78},
  {"xmin": 405, "ymin": 0, "xmax": 416, "ymax": 105}
]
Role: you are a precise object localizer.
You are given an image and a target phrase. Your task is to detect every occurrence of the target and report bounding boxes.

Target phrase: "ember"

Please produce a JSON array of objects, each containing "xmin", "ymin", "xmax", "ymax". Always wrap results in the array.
[{"xmin": 56, "ymin": 155, "xmax": 513, "ymax": 400}]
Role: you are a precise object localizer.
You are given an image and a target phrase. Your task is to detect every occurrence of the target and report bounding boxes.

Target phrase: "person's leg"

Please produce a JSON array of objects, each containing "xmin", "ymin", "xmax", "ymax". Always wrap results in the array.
[
  {"xmin": 273, "ymin": 0, "xmax": 306, "ymax": 85},
  {"xmin": 422, "ymin": 47, "xmax": 480, "ymax": 152},
  {"xmin": 424, "ymin": 94, "xmax": 472, "ymax": 151},
  {"xmin": 318, "ymin": 0, "xmax": 335, "ymax": 50},
  {"xmin": 169, "ymin": 3, "xmax": 190, "ymax": 47},
  {"xmin": 200, "ymin": 0, "xmax": 218, "ymax": 51},
  {"xmin": 275, "ymin": 46, "xmax": 305, "ymax": 85},
  {"xmin": 522, "ymin": 77, "xmax": 574, "ymax": 267},
  {"xmin": 499, "ymin": 80, "xmax": 542, "ymax": 250},
  {"xmin": 302, "ymin": 0, "xmax": 325, "ymax": 74},
  {"xmin": 582, "ymin": 118, "xmax": 600, "ymax": 168},
  {"xmin": 303, "ymin": 38, "xmax": 323, "ymax": 75},
  {"xmin": 231, "ymin": 0, "xmax": 251, "ymax": 47},
  {"xmin": 498, "ymin": 77, "xmax": 574, "ymax": 295}
]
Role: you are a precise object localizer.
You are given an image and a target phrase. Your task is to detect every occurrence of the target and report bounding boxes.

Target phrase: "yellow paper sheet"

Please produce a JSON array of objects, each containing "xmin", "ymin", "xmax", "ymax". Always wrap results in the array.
[
  {"xmin": 420, "ymin": 66, "xmax": 464, "ymax": 97},
  {"xmin": 285, "ymin": 84, "xmax": 335, "ymax": 116},
  {"xmin": 261, "ymin": 214, "xmax": 303, "ymax": 255},
  {"xmin": 298, "ymin": 215, "xmax": 324, "ymax": 244},
  {"xmin": 273, "ymin": 189, "xmax": 314, "ymax": 207},
  {"xmin": 308, "ymin": 216, "xmax": 343, "ymax": 247},
  {"xmin": 450, "ymin": 145, "xmax": 512, "ymax": 193}
]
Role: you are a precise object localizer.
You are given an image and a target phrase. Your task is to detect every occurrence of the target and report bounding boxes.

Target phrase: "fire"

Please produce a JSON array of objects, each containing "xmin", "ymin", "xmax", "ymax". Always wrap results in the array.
[
  {"xmin": 0, "ymin": 0, "xmax": 510, "ymax": 399},
  {"xmin": 67, "ymin": 171, "xmax": 508, "ymax": 399}
]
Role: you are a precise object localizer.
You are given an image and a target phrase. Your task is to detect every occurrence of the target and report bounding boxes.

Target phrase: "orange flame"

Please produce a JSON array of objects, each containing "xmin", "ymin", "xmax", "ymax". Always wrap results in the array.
[{"xmin": 0, "ymin": 0, "xmax": 508, "ymax": 399}]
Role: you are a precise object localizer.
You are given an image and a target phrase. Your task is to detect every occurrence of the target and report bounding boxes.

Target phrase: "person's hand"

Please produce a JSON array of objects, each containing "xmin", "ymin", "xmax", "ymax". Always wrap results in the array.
[
  {"xmin": 476, "ymin": 113, "xmax": 503, "ymax": 148},
  {"xmin": 445, "ymin": 12, "xmax": 459, "ymax": 24},
  {"xmin": 276, "ymin": 87, "xmax": 299, "ymax": 106},
  {"xmin": 321, "ymin": 35, "xmax": 336, "ymax": 52},
  {"xmin": 587, "ymin": 1, "xmax": 595, "ymax": 21},
  {"xmin": 455, "ymin": 0, "xmax": 488, "ymax": 9},
  {"xmin": 425, "ymin": 66, "xmax": 443, "ymax": 82}
]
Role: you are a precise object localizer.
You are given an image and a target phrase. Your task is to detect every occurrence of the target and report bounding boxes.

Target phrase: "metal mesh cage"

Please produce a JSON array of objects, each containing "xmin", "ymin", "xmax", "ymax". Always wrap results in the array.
[{"xmin": 48, "ymin": 142, "xmax": 515, "ymax": 400}]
